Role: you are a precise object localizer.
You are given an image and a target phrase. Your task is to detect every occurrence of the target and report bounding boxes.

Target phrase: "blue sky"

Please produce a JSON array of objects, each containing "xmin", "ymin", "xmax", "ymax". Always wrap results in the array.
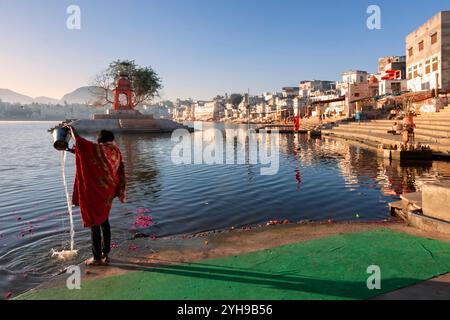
[{"xmin": 0, "ymin": 0, "xmax": 448, "ymax": 100}]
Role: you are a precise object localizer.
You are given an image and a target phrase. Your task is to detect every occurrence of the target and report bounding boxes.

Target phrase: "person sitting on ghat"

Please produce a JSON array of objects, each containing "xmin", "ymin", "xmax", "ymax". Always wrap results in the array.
[
  {"xmin": 395, "ymin": 122, "xmax": 403, "ymax": 134},
  {"xmin": 67, "ymin": 126, "xmax": 126, "ymax": 266},
  {"xmin": 388, "ymin": 122, "xmax": 403, "ymax": 135},
  {"xmin": 388, "ymin": 109, "xmax": 396, "ymax": 120}
]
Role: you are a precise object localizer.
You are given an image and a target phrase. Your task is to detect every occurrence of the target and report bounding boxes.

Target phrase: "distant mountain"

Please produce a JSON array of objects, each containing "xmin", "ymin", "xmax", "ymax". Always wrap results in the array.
[
  {"xmin": 0, "ymin": 89, "xmax": 34, "ymax": 104},
  {"xmin": 59, "ymin": 86, "xmax": 113, "ymax": 105},
  {"xmin": 0, "ymin": 86, "xmax": 113, "ymax": 105},
  {"xmin": 33, "ymin": 96, "xmax": 59, "ymax": 104}
]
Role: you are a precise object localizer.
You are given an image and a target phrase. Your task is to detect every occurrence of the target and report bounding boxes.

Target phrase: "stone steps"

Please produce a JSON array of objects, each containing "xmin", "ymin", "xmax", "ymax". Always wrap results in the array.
[
  {"xmin": 322, "ymin": 104, "xmax": 450, "ymax": 155},
  {"xmin": 415, "ymin": 120, "xmax": 450, "ymax": 126},
  {"xmin": 415, "ymin": 124, "xmax": 450, "ymax": 131},
  {"xmin": 348, "ymin": 116, "xmax": 450, "ymax": 131},
  {"xmin": 334, "ymin": 124, "xmax": 450, "ymax": 142},
  {"xmin": 416, "ymin": 114, "xmax": 450, "ymax": 119},
  {"xmin": 323, "ymin": 129, "xmax": 450, "ymax": 154}
]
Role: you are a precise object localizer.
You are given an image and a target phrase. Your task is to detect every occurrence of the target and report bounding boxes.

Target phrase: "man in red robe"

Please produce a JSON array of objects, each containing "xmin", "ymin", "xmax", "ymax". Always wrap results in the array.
[{"xmin": 68, "ymin": 127, "xmax": 126, "ymax": 266}]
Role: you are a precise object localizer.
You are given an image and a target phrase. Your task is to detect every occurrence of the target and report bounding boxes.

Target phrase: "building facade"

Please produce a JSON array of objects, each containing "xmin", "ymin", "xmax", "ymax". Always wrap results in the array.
[
  {"xmin": 342, "ymin": 70, "xmax": 368, "ymax": 84},
  {"xmin": 299, "ymin": 80, "xmax": 335, "ymax": 94},
  {"xmin": 378, "ymin": 56, "xmax": 406, "ymax": 77},
  {"xmin": 193, "ymin": 100, "xmax": 224, "ymax": 121},
  {"xmin": 406, "ymin": 11, "xmax": 450, "ymax": 92},
  {"xmin": 379, "ymin": 79, "xmax": 408, "ymax": 96}
]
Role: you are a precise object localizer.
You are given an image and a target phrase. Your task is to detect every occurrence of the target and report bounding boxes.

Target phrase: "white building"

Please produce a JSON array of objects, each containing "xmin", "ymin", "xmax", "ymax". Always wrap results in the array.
[
  {"xmin": 342, "ymin": 70, "xmax": 368, "ymax": 84},
  {"xmin": 379, "ymin": 80, "xmax": 408, "ymax": 96},
  {"xmin": 406, "ymin": 11, "xmax": 450, "ymax": 92},
  {"xmin": 194, "ymin": 100, "xmax": 224, "ymax": 121}
]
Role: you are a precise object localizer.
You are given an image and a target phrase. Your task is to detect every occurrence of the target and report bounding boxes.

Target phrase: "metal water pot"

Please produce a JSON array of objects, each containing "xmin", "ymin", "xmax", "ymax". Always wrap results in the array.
[{"xmin": 52, "ymin": 127, "xmax": 71, "ymax": 151}]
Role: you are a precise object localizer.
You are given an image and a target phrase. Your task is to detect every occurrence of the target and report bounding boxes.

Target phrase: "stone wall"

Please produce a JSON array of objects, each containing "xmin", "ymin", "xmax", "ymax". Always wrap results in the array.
[{"xmin": 422, "ymin": 182, "xmax": 450, "ymax": 222}]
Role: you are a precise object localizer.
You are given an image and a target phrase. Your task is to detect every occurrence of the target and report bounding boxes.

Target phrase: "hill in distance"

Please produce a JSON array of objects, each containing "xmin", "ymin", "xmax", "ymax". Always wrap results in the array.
[
  {"xmin": 0, "ymin": 87, "xmax": 113, "ymax": 105},
  {"xmin": 0, "ymin": 88, "xmax": 34, "ymax": 105},
  {"xmin": 33, "ymin": 96, "xmax": 60, "ymax": 104},
  {"xmin": 59, "ymin": 86, "xmax": 113, "ymax": 105}
]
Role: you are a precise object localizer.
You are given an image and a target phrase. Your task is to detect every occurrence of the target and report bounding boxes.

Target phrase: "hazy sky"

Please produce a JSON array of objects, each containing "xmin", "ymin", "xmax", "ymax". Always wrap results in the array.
[{"xmin": 0, "ymin": 0, "xmax": 448, "ymax": 100}]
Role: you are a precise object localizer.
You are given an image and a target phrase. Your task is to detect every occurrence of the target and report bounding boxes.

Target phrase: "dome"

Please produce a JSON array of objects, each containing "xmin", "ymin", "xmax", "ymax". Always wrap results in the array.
[
  {"xmin": 115, "ymin": 76, "xmax": 131, "ymax": 88},
  {"xmin": 369, "ymin": 76, "xmax": 379, "ymax": 85}
]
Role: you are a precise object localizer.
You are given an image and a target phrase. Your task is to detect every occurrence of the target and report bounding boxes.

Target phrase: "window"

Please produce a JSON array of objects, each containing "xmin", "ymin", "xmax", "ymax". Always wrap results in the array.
[
  {"xmin": 354, "ymin": 93, "xmax": 360, "ymax": 98},
  {"xmin": 407, "ymin": 67, "xmax": 413, "ymax": 80},
  {"xmin": 422, "ymin": 82, "xmax": 430, "ymax": 90},
  {"xmin": 408, "ymin": 47, "xmax": 414, "ymax": 57},
  {"xmin": 432, "ymin": 57, "xmax": 438, "ymax": 72},
  {"xmin": 419, "ymin": 41, "xmax": 424, "ymax": 51},
  {"xmin": 413, "ymin": 65, "xmax": 419, "ymax": 78},
  {"xmin": 431, "ymin": 33, "xmax": 438, "ymax": 45},
  {"xmin": 425, "ymin": 59, "xmax": 431, "ymax": 74}
]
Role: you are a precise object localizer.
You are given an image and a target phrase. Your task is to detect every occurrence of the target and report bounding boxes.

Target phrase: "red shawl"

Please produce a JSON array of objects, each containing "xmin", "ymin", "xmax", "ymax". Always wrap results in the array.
[{"xmin": 72, "ymin": 136, "xmax": 126, "ymax": 228}]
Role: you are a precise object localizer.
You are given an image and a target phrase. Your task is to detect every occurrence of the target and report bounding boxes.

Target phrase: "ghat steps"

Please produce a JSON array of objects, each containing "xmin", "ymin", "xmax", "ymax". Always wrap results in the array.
[{"xmin": 323, "ymin": 106, "xmax": 450, "ymax": 155}]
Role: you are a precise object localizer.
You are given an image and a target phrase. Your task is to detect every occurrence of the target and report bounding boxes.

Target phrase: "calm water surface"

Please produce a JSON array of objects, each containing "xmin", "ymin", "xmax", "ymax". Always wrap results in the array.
[{"xmin": 1, "ymin": 121, "xmax": 450, "ymax": 297}]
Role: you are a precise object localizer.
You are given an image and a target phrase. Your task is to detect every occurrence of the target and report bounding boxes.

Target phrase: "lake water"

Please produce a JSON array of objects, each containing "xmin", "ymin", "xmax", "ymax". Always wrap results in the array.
[{"xmin": 1, "ymin": 121, "xmax": 450, "ymax": 298}]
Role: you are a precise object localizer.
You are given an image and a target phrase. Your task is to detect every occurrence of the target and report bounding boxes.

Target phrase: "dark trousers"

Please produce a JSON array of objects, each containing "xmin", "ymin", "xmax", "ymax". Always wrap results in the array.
[{"xmin": 91, "ymin": 219, "xmax": 111, "ymax": 261}]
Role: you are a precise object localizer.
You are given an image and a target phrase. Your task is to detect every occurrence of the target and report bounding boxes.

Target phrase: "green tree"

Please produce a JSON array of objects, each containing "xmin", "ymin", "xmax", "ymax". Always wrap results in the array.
[
  {"xmin": 93, "ymin": 59, "xmax": 163, "ymax": 107},
  {"xmin": 228, "ymin": 93, "xmax": 244, "ymax": 109}
]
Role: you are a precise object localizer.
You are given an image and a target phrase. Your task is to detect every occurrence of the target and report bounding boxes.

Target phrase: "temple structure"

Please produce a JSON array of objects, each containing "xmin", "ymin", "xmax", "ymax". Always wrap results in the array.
[
  {"xmin": 113, "ymin": 71, "xmax": 134, "ymax": 111},
  {"xmin": 68, "ymin": 70, "xmax": 193, "ymax": 133}
]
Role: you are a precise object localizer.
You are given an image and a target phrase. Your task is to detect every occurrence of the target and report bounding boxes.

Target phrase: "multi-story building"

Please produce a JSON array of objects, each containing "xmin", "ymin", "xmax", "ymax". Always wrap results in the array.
[
  {"xmin": 342, "ymin": 70, "xmax": 368, "ymax": 84},
  {"xmin": 406, "ymin": 11, "xmax": 450, "ymax": 92},
  {"xmin": 338, "ymin": 71, "xmax": 374, "ymax": 116},
  {"xmin": 282, "ymin": 87, "xmax": 300, "ymax": 98},
  {"xmin": 378, "ymin": 56, "xmax": 406, "ymax": 77},
  {"xmin": 299, "ymin": 80, "xmax": 335, "ymax": 95},
  {"xmin": 377, "ymin": 56, "xmax": 408, "ymax": 96},
  {"xmin": 194, "ymin": 100, "xmax": 224, "ymax": 121},
  {"xmin": 139, "ymin": 104, "xmax": 170, "ymax": 119}
]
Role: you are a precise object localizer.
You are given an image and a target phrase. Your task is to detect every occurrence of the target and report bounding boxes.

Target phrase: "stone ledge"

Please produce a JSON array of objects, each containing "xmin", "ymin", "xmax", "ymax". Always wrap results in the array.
[
  {"xmin": 422, "ymin": 182, "xmax": 450, "ymax": 222},
  {"xmin": 408, "ymin": 212, "xmax": 450, "ymax": 235}
]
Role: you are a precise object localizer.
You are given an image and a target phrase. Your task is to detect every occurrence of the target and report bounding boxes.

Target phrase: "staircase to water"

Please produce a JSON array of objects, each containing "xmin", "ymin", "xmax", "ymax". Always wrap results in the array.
[{"xmin": 322, "ymin": 105, "xmax": 450, "ymax": 155}]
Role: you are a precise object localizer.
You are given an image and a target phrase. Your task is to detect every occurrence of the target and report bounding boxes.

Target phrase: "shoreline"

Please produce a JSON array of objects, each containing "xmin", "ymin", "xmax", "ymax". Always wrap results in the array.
[
  {"xmin": 0, "ymin": 119, "xmax": 64, "ymax": 123},
  {"xmin": 16, "ymin": 218, "xmax": 450, "ymax": 300}
]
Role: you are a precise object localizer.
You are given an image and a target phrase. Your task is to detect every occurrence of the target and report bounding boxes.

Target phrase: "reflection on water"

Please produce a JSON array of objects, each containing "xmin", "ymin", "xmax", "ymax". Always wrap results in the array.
[{"xmin": 1, "ymin": 121, "xmax": 450, "ymax": 297}]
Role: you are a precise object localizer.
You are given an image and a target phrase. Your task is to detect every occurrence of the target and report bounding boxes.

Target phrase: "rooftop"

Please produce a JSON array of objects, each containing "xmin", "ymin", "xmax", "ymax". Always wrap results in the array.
[{"xmin": 406, "ymin": 10, "xmax": 450, "ymax": 39}]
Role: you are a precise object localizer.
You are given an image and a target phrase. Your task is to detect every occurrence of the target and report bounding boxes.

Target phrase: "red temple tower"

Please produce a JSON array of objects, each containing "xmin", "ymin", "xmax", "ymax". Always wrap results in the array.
[{"xmin": 113, "ymin": 72, "xmax": 134, "ymax": 111}]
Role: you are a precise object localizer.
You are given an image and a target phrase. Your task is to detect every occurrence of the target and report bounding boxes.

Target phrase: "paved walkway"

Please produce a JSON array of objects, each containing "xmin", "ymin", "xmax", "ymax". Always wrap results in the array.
[
  {"xmin": 374, "ymin": 273, "xmax": 450, "ymax": 300},
  {"xmin": 18, "ymin": 227, "xmax": 450, "ymax": 300}
]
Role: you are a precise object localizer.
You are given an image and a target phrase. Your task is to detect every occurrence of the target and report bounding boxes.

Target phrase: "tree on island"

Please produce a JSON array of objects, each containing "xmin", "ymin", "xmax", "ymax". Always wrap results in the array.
[
  {"xmin": 227, "ymin": 93, "xmax": 244, "ymax": 109},
  {"xmin": 92, "ymin": 59, "xmax": 163, "ymax": 107}
]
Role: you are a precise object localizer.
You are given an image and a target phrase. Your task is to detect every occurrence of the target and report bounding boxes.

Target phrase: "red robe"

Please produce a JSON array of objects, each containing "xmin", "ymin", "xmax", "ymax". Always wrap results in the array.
[
  {"xmin": 294, "ymin": 116, "xmax": 300, "ymax": 131},
  {"xmin": 72, "ymin": 136, "xmax": 126, "ymax": 228}
]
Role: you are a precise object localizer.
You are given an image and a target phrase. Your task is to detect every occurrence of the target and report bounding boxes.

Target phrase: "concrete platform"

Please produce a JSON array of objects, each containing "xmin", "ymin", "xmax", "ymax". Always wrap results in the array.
[
  {"xmin": 391, "ymin": 150, "xmax": 433, "ymax": 161},
  {"xmin": 422, "ymin": 182, "xmax": 450, "ymax": 222},
  {"xmin": 408, "ymin": 211, "xmax": 450, "ymax": 235},
  {"xmin": 400, "ymin": 192, "xmax": 423, "ymax": 209},
  {"xmin": 15, "ymin": 224, "xmax": 450, "ymax": 301},
  {"xmin": 374, "ymin": 272, "xmax": 450, "ymax": 300},
  {"xmin": 391, "ymin": 183, "xmax": 450, "ymax": 235},
  {"xmin": 71, "ymin": 118, "xmax": 193, "ymax": 134}
]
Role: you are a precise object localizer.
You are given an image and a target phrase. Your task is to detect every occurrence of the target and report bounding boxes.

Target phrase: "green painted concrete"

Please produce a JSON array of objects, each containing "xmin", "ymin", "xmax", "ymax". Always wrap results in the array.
[{"xmin": 19, "ymin": 229, "xmax": 450, "ymax": 300}]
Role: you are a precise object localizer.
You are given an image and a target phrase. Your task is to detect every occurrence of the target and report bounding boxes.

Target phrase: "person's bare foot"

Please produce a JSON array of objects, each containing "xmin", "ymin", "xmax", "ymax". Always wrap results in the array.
[{"xmin": 85, "ymin": 257, "xmax": 105, "ymax": 266}]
